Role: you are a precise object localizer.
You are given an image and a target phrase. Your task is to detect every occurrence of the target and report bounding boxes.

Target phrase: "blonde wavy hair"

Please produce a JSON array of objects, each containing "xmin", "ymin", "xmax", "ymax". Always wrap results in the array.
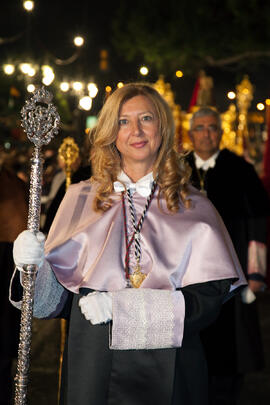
[{"xmin": 90, "ymin": 82, "xmax": 191, "ymax": 213}]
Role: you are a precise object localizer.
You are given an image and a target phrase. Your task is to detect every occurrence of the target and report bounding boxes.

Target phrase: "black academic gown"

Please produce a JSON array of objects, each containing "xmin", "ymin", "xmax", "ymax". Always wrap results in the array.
[
  {"xmin": 59, "ymin": 279, "xmax": 233, "ymax": 405},
  {"xmin": 186, "ymin": 149, "xmax": 269, "ymax": 374}
]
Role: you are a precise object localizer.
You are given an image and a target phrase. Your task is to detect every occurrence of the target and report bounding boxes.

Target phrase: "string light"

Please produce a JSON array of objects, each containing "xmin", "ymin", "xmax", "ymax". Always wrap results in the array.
[
  {"xmin": 42, "ymin": 65, "xmax": 54, "ymax": 75},
  {"xmin": 60, "ymin": 82, "xmax": 70, "ymax": 92},
  {"xmin": 27, "ymin": 66, "xmax": 36, "ymax": 77},
  {"xmin": 176, "ymin": 70, "xmax": 183, "ymax": 78},
  {"xmin": 42, "ymin": 76, "xmax": 54, "ymax": 86},
  {"xmin": 27, "ymin": 84, "xmax": 35, "ymax": 92},
  {"xmin": 79, "ymin": 96, "xmax": 92, "ymax": 111},
  {"xmin": 87, "ymin": 82, "xmax": 98, "ymax": 98},
  {"xmin": 42, "ymin": 65, "xmax": 55, "ymax": 86},
  {"xmin": 19, "ymin": 63, "xmax": 31, "ymax": 74},
  {"xmin": 227, "ymin": 91, "xmax": 236, "ymax": 100},
  {"xmin": 257, "ymin": 103, "xmax": 265, "ymax": 111},
  {"xmin": 2, "ymin": 61, "xmax": 98, "ymax": 102},
  {"xmin": 23, "ymin": 1, "xmax": 34, "ymax": 11},
  {"xmin": 72, "ymin": 81, "xmax": 83, "ymax": 91},
  {"xmin": 117, "ymin": 82, "xmax": 124, "ymax": 88},
  {"xmin": 3, "ymin": 64, "xmax": 15, "ymax": 75},
  {"xmin": 140, "ymin": 66, "xmax": 149, "ymax": 76},
  {"xmin": 74, "ymin": 36, "xmax": 84, "ymax": 47}
]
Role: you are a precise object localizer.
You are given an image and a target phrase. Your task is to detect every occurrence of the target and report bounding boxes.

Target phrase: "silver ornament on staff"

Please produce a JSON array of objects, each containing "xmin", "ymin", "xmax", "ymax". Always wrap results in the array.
[{"xmin": 14, "ymin": 87, "xmax": 60, "ymax": 405}]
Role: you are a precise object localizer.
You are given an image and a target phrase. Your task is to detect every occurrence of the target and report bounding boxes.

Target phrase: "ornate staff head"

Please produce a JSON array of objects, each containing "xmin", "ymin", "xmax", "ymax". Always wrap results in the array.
[{"xmin": 21, "ymin": 86, "xmax": 60, "ymax": 147}]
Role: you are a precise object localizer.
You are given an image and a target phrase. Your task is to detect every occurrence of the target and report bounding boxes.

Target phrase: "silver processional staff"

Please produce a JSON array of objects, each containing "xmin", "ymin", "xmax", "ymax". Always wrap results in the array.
[{"xmin": 14, "ymin": 87, "xmax": 60, "ymax": 405}]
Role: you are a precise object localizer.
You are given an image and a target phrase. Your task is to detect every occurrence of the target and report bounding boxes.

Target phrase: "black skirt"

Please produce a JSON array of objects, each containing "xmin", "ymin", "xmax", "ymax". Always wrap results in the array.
[{"xmin": 59, "ymin": 279, "xmax": 232, "ymax": 404}]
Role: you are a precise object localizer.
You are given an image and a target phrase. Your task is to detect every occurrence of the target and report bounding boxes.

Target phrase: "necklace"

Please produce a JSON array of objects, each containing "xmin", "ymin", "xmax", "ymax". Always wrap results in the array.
[
  {"xmin": 195, "ymin": 167, "xmax": 207, "ymax": 196},
  {"xmin": 121, "ymin": 181, "xmax": 157, "ymax": 288}
]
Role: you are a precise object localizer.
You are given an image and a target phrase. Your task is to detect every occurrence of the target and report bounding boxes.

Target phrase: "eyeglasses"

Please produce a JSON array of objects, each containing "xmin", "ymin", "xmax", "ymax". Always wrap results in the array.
[{"xmin": 192, "ymin": 124, "xmax": 219, "ymax": 133}]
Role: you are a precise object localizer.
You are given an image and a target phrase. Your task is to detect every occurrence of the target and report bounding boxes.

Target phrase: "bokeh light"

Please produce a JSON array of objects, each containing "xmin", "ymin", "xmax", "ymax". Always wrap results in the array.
[
  {"xmin": 60, "ymin": 82, "xmax": 70, "ymax": 92},
  {"xmin": 140, "ymin": 66, "xmax": 149, "ymax": 76},
  {"xmin": 72, "ymin": 81, "xmax": 83, "ymax": 91},
  {"xmin": 74, "ymin": 36, "xmax": 84, "ymax": 47},
  {"xmin": 87, "ymin": 83, "xmax": 98, "ymax": 98},
  {"xmin": 257, "ymin": 103, "xmax": 265, "ymax": 111},
  {"xmin": 27, "ymin": 84, "xmax": 35, "ymax": 92},
  {"xmin": 79, "ymin": 96, "xmax": 92, "ymax": 111},
  {"xmin": 23, "ymin": 1, "xmax": 34, "ymax": 11},
  {"xmin": 227, "ymin": 91, "xmax": 236, "ymax": 100},
  {"xmin": 176, "ymin": 70, "xmax": 183, "ymax": 78},
  {"xmin": 3, "ymin": 64, "xmax": 15, "ymax": 75}
]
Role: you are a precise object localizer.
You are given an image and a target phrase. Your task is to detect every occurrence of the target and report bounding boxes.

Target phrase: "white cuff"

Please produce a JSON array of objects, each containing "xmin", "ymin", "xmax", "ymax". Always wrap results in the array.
[{"xmin": 110, "ymin": 288, "xmax": 185, "ymax": 350}]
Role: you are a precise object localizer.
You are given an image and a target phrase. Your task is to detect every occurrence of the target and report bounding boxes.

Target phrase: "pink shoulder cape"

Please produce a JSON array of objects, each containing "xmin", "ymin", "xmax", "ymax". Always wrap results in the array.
[{"xmin": 45, "ymin": 180, "xmax": 246, "ymax": 293}]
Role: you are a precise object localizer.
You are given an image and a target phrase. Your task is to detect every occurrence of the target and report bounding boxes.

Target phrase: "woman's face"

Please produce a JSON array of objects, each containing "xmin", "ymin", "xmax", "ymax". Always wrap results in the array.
[{"xmin": 116, "ymin": 95, "xmax": 162, "ymax": 170}]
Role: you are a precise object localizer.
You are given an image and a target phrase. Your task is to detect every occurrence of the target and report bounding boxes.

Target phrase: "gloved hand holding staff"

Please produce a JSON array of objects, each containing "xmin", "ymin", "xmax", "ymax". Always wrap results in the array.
[{"xmin": 13, "ymin": 87, "xmax": 60, "ymax": 405}]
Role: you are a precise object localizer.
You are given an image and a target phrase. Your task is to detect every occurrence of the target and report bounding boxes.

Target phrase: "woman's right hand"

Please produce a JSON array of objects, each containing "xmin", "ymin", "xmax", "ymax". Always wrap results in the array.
[{"xmin": 13, "ymin": 230, "xmax": 45, "ymax": 269}]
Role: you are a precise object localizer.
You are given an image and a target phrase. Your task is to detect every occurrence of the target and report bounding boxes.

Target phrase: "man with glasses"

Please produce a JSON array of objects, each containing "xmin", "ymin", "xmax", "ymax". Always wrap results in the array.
[{"xmin": 186, "ymin": 107, "xmax": 269, "ymax": 405}]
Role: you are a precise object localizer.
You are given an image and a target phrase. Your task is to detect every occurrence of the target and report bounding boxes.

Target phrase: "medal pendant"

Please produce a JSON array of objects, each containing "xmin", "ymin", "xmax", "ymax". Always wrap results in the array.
[{"xmin": 129, "ymin": 264, "xmax": 146, "ymax": 288}]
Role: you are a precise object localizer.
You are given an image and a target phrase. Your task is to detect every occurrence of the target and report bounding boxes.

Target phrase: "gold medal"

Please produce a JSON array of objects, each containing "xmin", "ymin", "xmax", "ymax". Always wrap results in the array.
[{"xmin": 129, "ymin": 263, "xmax": 147, "ymax": 288}]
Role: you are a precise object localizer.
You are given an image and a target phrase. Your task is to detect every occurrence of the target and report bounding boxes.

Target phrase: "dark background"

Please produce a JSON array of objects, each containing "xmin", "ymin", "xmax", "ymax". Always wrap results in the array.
[{"xmin": 1, "ymin": 0, "xmax": 270, "ymax": 116}]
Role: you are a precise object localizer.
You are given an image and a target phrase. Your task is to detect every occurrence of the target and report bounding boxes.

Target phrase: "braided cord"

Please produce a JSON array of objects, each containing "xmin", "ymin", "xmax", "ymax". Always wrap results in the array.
[
  {"xmin": 122, "ymin": 181, "xmax": 157, "ymax": 282},
  {"xmin": 127, "ymin": 189, "xmax": 141, "ymax": 261}
]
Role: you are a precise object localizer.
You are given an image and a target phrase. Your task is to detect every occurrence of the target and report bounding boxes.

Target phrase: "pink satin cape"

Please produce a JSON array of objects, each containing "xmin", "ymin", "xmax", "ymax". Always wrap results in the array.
[{"xmin": 44, "ymin": 180, "xmax": 246, "ymax": 293}]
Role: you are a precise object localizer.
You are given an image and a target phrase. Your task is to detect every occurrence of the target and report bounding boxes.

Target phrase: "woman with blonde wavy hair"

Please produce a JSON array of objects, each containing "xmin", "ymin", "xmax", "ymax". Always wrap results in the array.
[
  {"xmin": 12, "ymin": 82, "xmax": 246, "ymax": 405},
  {"xmin": 90, "ymin": 82, "xmax": 190, "ymax": 213}
]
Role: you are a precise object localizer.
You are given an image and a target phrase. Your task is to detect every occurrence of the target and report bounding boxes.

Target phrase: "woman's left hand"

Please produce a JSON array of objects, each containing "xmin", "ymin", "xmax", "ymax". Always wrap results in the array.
[{"xmin": 79, "ymin": 291, "xmax": 112, "ymax": 325}]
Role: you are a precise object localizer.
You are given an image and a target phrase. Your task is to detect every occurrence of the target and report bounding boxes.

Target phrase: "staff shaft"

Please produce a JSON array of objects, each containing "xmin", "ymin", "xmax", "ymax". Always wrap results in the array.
[{"xmin": 14, "ymin": 147, "xmax": 43, "ymax": 405}]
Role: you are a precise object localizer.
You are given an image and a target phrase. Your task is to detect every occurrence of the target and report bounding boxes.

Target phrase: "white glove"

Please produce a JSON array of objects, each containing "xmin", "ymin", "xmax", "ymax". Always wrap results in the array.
[
  {"xmin": 79, "ymin": 291, "xmax": 112, "ymax": 325},
  {"xmin": 241, "ymin": 286, "xmax": 256, "ymax": 304},
  {"xmin": 13, "ymin": 230, "xmax": 45, "ymax": 269}
]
